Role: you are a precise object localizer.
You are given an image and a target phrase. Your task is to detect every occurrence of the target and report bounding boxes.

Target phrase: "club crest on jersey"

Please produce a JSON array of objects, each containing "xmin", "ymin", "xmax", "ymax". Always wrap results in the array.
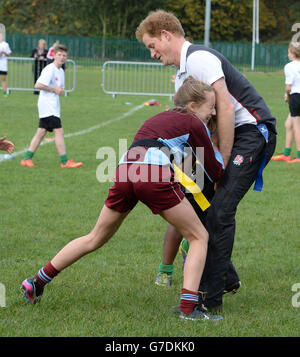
[{"xmin": 233, "ymin": 154, "xmax": 244, "ymax": 166}]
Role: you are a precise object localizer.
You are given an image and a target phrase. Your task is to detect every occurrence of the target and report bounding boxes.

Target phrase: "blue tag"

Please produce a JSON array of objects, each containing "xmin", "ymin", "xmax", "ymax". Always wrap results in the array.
[
  {"xmin": 257, "ymin": 124, "xmax": 268, "ymax": 143},
  {"xmin": 253, "ymin": 124, "xmax": 268, "ymax": 192}
]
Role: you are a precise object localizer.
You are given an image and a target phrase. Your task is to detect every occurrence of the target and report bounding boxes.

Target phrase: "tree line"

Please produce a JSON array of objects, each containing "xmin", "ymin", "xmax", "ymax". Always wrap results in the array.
[{"xmin": 0, "ymin": 0, "xmax": 298, "ymax": 43}]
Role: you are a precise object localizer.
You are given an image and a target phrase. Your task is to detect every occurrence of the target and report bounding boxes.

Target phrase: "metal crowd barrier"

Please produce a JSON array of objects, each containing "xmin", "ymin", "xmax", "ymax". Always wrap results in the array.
[
  {"xmin": 102, "ymin": 61, "xmax": 176, "ymax": 99},
  {"xmin": 2, "ymin": 57, "xmax": 76, "ymax": 96}
]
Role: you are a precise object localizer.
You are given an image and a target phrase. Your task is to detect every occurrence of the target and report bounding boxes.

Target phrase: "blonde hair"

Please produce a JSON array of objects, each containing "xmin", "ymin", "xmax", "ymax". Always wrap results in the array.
[
  {"xmin": 289, "ymin": 42, "xmax": 300, "ymax": 59},
  {"xmin": 174, "ymin": 76, "xmax": 213, "ymax": 109},
  {"xmin": 136, "ymin": 9, "xmax": 185, "ymax": 42},
  {"xmin": 38, "ymin": 39, "xmax": 47, "ymax": 48},
  {"xmin": 173, "ymin": 76, "xmax": 217, "ymax": 133}
]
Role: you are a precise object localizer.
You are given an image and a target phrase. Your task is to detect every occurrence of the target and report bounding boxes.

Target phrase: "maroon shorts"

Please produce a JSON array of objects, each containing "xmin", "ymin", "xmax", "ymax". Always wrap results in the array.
[{"xmin": 105, "ymin": 163, "xmax": 184, "ymax": 214}]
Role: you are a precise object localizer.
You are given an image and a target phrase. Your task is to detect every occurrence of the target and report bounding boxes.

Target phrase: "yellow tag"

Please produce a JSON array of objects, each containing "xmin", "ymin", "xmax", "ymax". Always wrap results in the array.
[{"xmin": 173, "ymin": 161, "xmax": 211, "ymax": 211}]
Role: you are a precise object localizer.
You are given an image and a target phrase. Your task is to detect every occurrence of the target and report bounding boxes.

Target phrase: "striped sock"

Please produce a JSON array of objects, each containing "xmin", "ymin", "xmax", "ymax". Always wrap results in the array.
[
  {"xmin": 35, "ymin": 261, "xmax": 60, "ymax": 287},
  {"xmin": 180, "ymin": 288, "xmax": 199, "ymax": 314}
]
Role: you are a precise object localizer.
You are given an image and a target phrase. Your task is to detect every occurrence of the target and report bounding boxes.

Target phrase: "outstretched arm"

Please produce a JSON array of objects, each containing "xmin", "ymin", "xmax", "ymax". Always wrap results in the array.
[{"xmin": 0, "ymin": 136, "xmax": 14, "ymax": 154}]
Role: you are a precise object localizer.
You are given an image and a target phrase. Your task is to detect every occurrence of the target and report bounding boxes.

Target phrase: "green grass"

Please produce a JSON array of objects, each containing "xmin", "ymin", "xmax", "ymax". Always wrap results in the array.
[{"xmin": 0, "ymin": 67, "xmax": 299, "ymax": 337}]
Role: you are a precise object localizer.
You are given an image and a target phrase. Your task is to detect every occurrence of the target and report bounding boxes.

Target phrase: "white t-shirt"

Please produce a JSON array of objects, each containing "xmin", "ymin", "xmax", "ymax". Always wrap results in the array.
[
  {"xmin": 37, "ymin": 62, "xmax": 65, "ymax": 118},
  {"xmin": 0, "ymin": 41, "xmax": 12, "ymax": 72},
  {"xmin": 175, "ymin": 41, "xmax": 257, "ymax": 128},
  {"xmin": 284, "ymin": 60, "xmax": 300, "ymax": 94}
]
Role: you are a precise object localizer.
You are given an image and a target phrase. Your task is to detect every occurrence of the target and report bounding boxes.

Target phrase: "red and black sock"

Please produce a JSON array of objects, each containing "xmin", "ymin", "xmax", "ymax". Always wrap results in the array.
[
  {"xmin": 180, "ymin": 288, "xmax": 199, "ymax": 314},
  {"xmin": 35, "ymin": 261, "xmax": 60, "ymax": 287}
]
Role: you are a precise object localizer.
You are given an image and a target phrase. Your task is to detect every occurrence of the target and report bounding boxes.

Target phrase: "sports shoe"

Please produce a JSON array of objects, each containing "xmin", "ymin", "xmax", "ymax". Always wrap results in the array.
[
  {"xmin": 271, "ymin": 154, "xmax": 291, "ymax": 162},
  {"xmin": 173, "ymin": 303, "xmax": 223, "ymax": 318},
  {"xmin": 155, "ymin": 272, "xmax": 172, "ymax": 287},
  {"xmin": 20, "ymin": 159, "xmax": 35, "ymax": 167},
  {"xmin": 179, "ymin": 239, "xmax": 189, "ymax": 270},
  {"xmin": 287, "ymin": 158, "xmax": 300, "ymax": 163},
  {"xmin": 60, "ymin": 159, "xmax": 83, "ymax": 168},
  {"xmin": 21, "ymin": 276, "xmax": 44, "ymax": 304},
  {"xmin": 224, "ymin": 280, "xmax": 241, "ymax": 295},
  {"xmin": 178, "ymin": 307, "xmax": 223, "ymax": 321}
]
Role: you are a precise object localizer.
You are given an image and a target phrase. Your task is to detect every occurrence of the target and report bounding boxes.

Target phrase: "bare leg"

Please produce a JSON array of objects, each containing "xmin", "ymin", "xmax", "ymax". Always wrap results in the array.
[
  {"xmin": 161, "ymin": 224, "xmax": 182, "ymax": 265},
  {"xmin": 1, "ymin": 74, "xmax": 7, "ymax": 92},
  {"xmin": 285, "ymin": 114, "xmax": 294, "ymax": 149},
  {"xmin": 28, "ymin": 128, "xmax": 47, "ymax": 153},
  {"xmin": 51, "ymin": 205, "xmax": 129, "ymax": 271},
  {"xmin": 53, "ymin": 128, "xmax": 66, "ymax": 156},
  {"xmin": 160, "ymin": 197, "xmax": 208, "ymax": 292},
  {"xmin": 292, "ymin": 116, "xmax": 300, "ymax": 151}
]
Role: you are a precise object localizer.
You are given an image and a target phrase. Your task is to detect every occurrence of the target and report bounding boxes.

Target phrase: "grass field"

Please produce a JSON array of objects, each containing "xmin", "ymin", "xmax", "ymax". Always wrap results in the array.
[{"xmin": 0, "ymin": 67, "xmax": 299, "ymax": 338}]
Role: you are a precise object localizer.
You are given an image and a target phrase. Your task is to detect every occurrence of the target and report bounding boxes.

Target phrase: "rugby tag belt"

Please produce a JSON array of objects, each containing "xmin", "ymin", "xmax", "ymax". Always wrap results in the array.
[
  {"xmin": 253, "ymin": 123, "xmax": 268, "ymax": 192},
  {"xmin": 173, "ymin": 161, "xmax": 211, "ymax": 211},
  {"xmin": 128, "ymin": 138, "xmax": 211, "ymax": 211}
]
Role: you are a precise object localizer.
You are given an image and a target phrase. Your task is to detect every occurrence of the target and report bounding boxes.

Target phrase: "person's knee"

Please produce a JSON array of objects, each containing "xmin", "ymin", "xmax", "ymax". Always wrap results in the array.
[
  {"xmin": 54, "ymin": 128, "xmax": 64, "ymax": 136},
  {"xmin": 186, "ymin": 227, "xmax": 209, "ymax": 246},
  {"xmin": 36, "ymin": 128, "xmax": 47, "ymax": 139},
  {"xmin": 202, "ymin": 230, "xmax": 209, "ymax": 244},
  {"xmin": 285, "ymin": 117, "xmax": 293, "ymax": 130}
]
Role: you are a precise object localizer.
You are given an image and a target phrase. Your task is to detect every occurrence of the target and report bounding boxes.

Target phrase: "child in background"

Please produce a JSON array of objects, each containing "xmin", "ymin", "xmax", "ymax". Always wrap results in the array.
[
  {"xmin": 272, "ymin": 42, "xmax": 300, "ymax": 163},
  {"xmin": 21, "ymin": 44, "xmax": 82, "ymax": 168},
  {"xmin": 47, "ymin": 40, "xmax": 59, "ymax": 64},
  {"xmin": 0, "ymin": 33, "xmax": 12, "ymax": 97}
]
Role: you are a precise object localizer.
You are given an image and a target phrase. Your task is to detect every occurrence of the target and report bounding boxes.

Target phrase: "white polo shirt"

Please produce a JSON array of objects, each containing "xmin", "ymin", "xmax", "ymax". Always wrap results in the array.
[
  {"xmin": 0, "ymin": 41, "xmax": 12, "ymax": 72},
  {"xmin": 175, "ymin": 41, "xmax": 224, "ymax": 90},
  {"xmin": 37, "ymin": 62, "xmax": 65, "ymax": 118},
  {"xmin": 284, "ymin": 60, "xmax": 300, "ymax": 94}
]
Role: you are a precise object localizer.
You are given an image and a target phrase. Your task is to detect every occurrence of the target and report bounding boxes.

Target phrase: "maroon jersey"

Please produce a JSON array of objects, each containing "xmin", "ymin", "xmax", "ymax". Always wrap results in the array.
[{"xmin": 133, "ymin": 110, "xmax": 224, "ymax": 183}]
